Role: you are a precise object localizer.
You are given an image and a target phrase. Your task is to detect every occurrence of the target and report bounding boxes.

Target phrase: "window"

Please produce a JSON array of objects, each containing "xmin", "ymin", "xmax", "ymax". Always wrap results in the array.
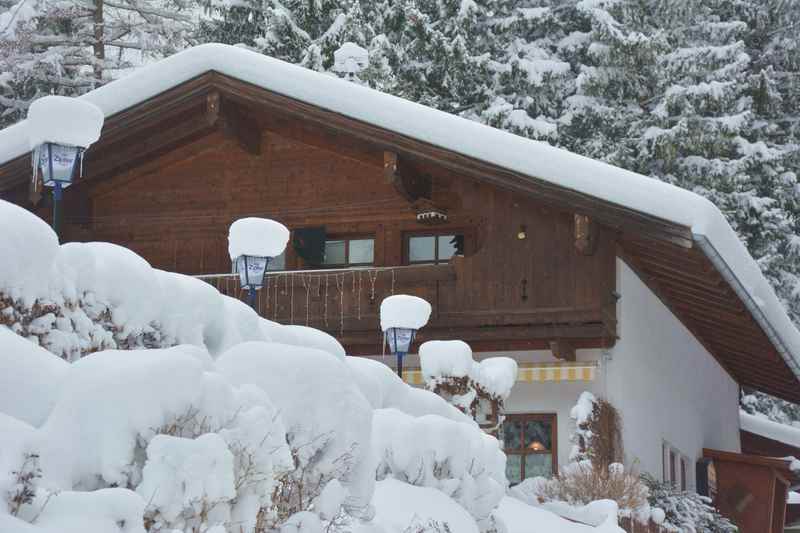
[
  {"xmin": 670, "ymin": 451, "xmax": 676, "ymax": 488},
  {"xmin": 323, "ymin": 237, "xmax": 374, "ymax": 266},
  {"xmin": 406, "ymin": 233, "xmax": 464, "ymax": 264},
  {"xmin": 663, "ymin": 442, "xmax": 691, "ymax": 490},
  {"xmin": 503, "ymin": 414, "xmax": 557, "ymax": 485},
  {"xmin": 680, "ymin": 458, "xmax": 687, "ymax": 491}
]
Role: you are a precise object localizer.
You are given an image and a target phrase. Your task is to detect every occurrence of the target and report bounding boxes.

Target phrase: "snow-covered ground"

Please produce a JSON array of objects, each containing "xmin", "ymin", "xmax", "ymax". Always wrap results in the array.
[{"xmin": 0, "ymin": 199, "xmax": 624, "ymax": 531}]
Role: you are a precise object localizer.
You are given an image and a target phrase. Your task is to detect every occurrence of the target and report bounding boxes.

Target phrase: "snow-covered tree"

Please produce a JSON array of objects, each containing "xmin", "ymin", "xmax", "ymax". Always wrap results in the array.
[{"xmin": 0, "ymin": 0, "xmax": 193, "ymax": 126}]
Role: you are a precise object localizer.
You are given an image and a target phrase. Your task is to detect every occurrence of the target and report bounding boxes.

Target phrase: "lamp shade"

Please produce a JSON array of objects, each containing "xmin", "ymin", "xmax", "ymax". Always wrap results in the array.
[
  {"xmin": 386, "ymin": 327, "xmax": 416, "ymax": 357},
  {"xmin": 35, "ymin": 142, "xmax": 82, "ymax": 188},
  {"xmin": 235, "ymin": 255, "xmax": 270, "ymax": 290}
]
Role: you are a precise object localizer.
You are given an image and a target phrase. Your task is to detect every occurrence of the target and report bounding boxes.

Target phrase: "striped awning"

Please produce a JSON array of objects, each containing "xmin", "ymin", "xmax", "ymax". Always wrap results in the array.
[{"xmin": 402, "ymin": 361, "xmax": 598, "ymax": 385}]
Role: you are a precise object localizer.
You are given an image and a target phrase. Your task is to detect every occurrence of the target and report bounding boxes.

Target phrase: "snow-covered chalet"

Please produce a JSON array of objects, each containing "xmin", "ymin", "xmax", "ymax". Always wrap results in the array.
[{"xmin": 1, "ymin": 44, "xmax": 799, "ymax": 532}]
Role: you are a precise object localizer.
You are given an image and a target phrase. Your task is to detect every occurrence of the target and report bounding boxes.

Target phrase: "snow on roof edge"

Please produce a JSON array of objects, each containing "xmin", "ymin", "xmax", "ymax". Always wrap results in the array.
[
  {"xmin": 740, "ymin": 410, "xmax": 800, "ymax": 450},
  {"xmin": 1, "ymin": 43, "xmax": 799, "ymax": 378}
]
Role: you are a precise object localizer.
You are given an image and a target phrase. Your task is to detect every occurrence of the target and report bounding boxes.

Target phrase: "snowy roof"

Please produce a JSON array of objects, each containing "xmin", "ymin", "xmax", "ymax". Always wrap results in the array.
[
  {"xmin": 0, "ymin": 43, "xmax": 799, "ymax": 390},
  {"xmin": 740, "ymin": 410, "xmax": 800, "ymax": 450}
]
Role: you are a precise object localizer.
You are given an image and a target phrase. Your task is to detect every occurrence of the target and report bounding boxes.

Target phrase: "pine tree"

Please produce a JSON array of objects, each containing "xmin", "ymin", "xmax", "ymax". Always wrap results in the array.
[{"xmin": 0, "ymin": 0, "xmax": 193, "ymax": 126}]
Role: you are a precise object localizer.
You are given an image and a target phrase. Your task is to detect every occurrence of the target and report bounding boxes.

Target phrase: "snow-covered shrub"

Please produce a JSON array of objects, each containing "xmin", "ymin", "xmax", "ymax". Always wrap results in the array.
[
  {"xmin": 570, "ymin": 392, "xmax": 623, "ymax": 468},
  {"xmin": 536, "ymin": 460, "xmax": 650, "ymax": 517},
  {"xmin": 419, "ymin": 340, "xmax": 517, "ymax": 431},
  {"xmin": 216, "ymin": 341, "xmax": 375, "ymax": 522},
  {"xmin": 372, "ymin": 408, "xmax": 506, "ymax": 531},
  {"xmin": 641, "ymin": 474, "xmax": 737, "ymax": 533}
]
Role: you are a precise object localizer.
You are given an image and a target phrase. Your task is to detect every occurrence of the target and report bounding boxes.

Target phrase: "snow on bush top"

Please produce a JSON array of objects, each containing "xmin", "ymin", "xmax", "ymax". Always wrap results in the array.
[
  {"xmin": 371, "ymin": 479, "xmax": 479, "ymax": 533},
  {"xmin": 26, "ymin": 95, "xmax": 104, "ymax": 149},
  {"xmin": 345, "ymin": 356, "xmax": 473, "ymax": 424},
  {"xmin": 420, "ymin": 340, "xmax": 473, "ymax": 380},
  {"xmin": 0, "ymin": 200, "xmax": 59, "ymax": 303},
  {"xmin": 0, "ymin": 326, "xmax": 68, "ymax": 427},
  {"xmin": 417, "ymin": 339, "xmax": 518, "ymax": 400},
  {"xmin": 473, "ymin": 357, "xmax": 518, "ymax": 400},
  {"xmin": 227, "ymin": 217, "xmax": 289, "ymax": 259},
  {"xmin": 379, "ymin": 294, "xmax": 432, "ymax": 331}
]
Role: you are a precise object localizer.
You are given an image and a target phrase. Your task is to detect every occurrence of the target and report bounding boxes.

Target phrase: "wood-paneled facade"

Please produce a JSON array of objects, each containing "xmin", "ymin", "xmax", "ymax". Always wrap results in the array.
[{"xmin": 1, "ymin": 71, "xmax": 798, "ymax": 402}]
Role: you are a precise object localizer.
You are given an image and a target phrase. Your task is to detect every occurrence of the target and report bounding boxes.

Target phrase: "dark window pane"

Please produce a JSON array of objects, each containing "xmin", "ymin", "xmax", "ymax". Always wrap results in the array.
[
  {"xmin": 349, "ymin": 239, "xmax": 374, "ymax": 264},
  {"xmin": 503, "ymin": 420, "xmax": 523, "ymax": 450},
  {"xmin": 506, "ymin": 454, "xmax": 522, "ymax": 485},
  {"xmin": 324, "ymin": 240, "xmax": 346, "ymax": 265},
  {"xmin": 409, "ymin": 236, "xmax": 436, "ymax": 262},
  {"xmin": 525, "ymin": 454, "xmax": 553, "ymax": 479},
  {"xmin": 524, "ymin": 419, "xmax": 553, "ymax": 451},
  {"xmin": 438, "ymin": 235, "xmax": 458, "ymax": 261}
]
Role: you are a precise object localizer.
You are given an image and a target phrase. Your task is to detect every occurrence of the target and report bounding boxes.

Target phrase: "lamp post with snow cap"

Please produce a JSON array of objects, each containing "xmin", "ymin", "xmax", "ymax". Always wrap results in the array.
[
  {"xmin": 228, "ymin": 218, "xmax": 290, "ymax": 311},
  {"xmin": 380, "ymin": 295, "xmax": 432, "ymax": 378},
  {"xmin": 27, "ymin": 96, "xmax": 104, "ymax": 241}
]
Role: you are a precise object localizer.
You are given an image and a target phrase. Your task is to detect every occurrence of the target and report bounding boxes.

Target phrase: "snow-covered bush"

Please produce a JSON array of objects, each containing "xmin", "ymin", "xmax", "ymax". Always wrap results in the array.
[
  {"xmin": 534, "ymin": 461, "xmax": 649, "ymax": 522},
  {"xmin": 641, "ymin": 474, "xmax": 737, "ymax": 533},
  {"xmin": 216, "ymin": 341, "xmax": 375, "ymax": 522},
  {"xmin": 372, "ymin": 408, "xmax": 506, "ymax": 531},
  {"xmin": 419, "ymin": 340, "xmax": 517, "ymax": 431},
  {"xmin": 570, "ymin": 392, "xmax": 623, "ymax": 468}
]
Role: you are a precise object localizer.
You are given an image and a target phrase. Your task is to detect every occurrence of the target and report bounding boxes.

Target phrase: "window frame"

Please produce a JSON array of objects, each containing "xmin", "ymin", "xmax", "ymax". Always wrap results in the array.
[
  {"xmin": 404, "ymin": 230, "xmax": 466, "ymax": 265},
  {"xmin": 322, "ymin": 235, "xmax": 376, "ymax": 268},
  {"xmin": 503, "ymin": 413, "xmax": 558, "ymax": 484}
]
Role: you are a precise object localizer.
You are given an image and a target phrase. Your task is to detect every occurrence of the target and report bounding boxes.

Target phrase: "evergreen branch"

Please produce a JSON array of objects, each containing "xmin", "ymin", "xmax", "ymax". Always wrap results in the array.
[{"xmin": 103, "ymin": 0, "xmax": 193, "ymax": 23}]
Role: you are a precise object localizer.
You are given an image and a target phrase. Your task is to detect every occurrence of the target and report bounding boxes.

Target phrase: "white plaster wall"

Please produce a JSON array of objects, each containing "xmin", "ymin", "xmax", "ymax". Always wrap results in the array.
[{"xmin": 604, "ymin": 259, "xmax": 741, "ymax": 483}]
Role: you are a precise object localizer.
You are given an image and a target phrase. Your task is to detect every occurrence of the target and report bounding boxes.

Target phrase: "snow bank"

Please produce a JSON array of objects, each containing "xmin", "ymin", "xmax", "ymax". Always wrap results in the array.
[
  {"xmin": 372, "ymin": 408, "xmax": 506, "ymax": 528},
  {"xmin": 379, "ymin": 294, "xmax": 431, "ymax": 331},
  {"xmin": 227, "ymin": 217, "xmax": 289, "ymax": 259},
  {"xmin": 371, "ymin": 478, "xmax": 479, "ymax": 533},
  {"xmin": 216, "ymin": 341, "xmax": 374, "ymax": 509},
  {"xmin": 26, "ymin": 95, "xmax": 103, "ymax": 149},
  {"xmin": 494, "ymin": 496, "xmax": 608, "ymax": 533},
  {"xmin": 740, "ymin": 409, "xmax": 800, "ymax": 448},
  {"xmin": 420, "ymin": 340, "xmax": 473, "ymax": 379},
  {"xmin": 0, "ymin": 327, "xmax": 68, "ymax": 426}
]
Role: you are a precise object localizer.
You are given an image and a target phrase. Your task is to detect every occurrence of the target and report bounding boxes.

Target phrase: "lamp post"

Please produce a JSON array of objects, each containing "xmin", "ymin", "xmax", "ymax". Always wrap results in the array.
[
  {"xmin": 35, "ymin": 142, "xmax": 83, "ymax": 237},
  {"xmin": 385, "ymin": 326, "xmax": 417, "ymax": 378},
  {"xmin": 234, "ymin": 254, "xmax": 270, "ymax": 308},
  {"xmin": 228, "ymin": 217, "xmax": 290, "ymax": 312},
  {"xmin": 27, "ymin": 96, "xmax": 104, "ymax": 242},
  {"xmin": 380, "ymin": 294, "xmax": 432, "ymax": 378}
]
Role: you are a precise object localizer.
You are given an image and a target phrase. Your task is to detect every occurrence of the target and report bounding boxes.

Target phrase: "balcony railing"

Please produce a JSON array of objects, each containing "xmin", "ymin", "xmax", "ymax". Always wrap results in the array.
[{"xmin": 196, "ymin": 263, "xmax": 456, "ymax": 341}]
